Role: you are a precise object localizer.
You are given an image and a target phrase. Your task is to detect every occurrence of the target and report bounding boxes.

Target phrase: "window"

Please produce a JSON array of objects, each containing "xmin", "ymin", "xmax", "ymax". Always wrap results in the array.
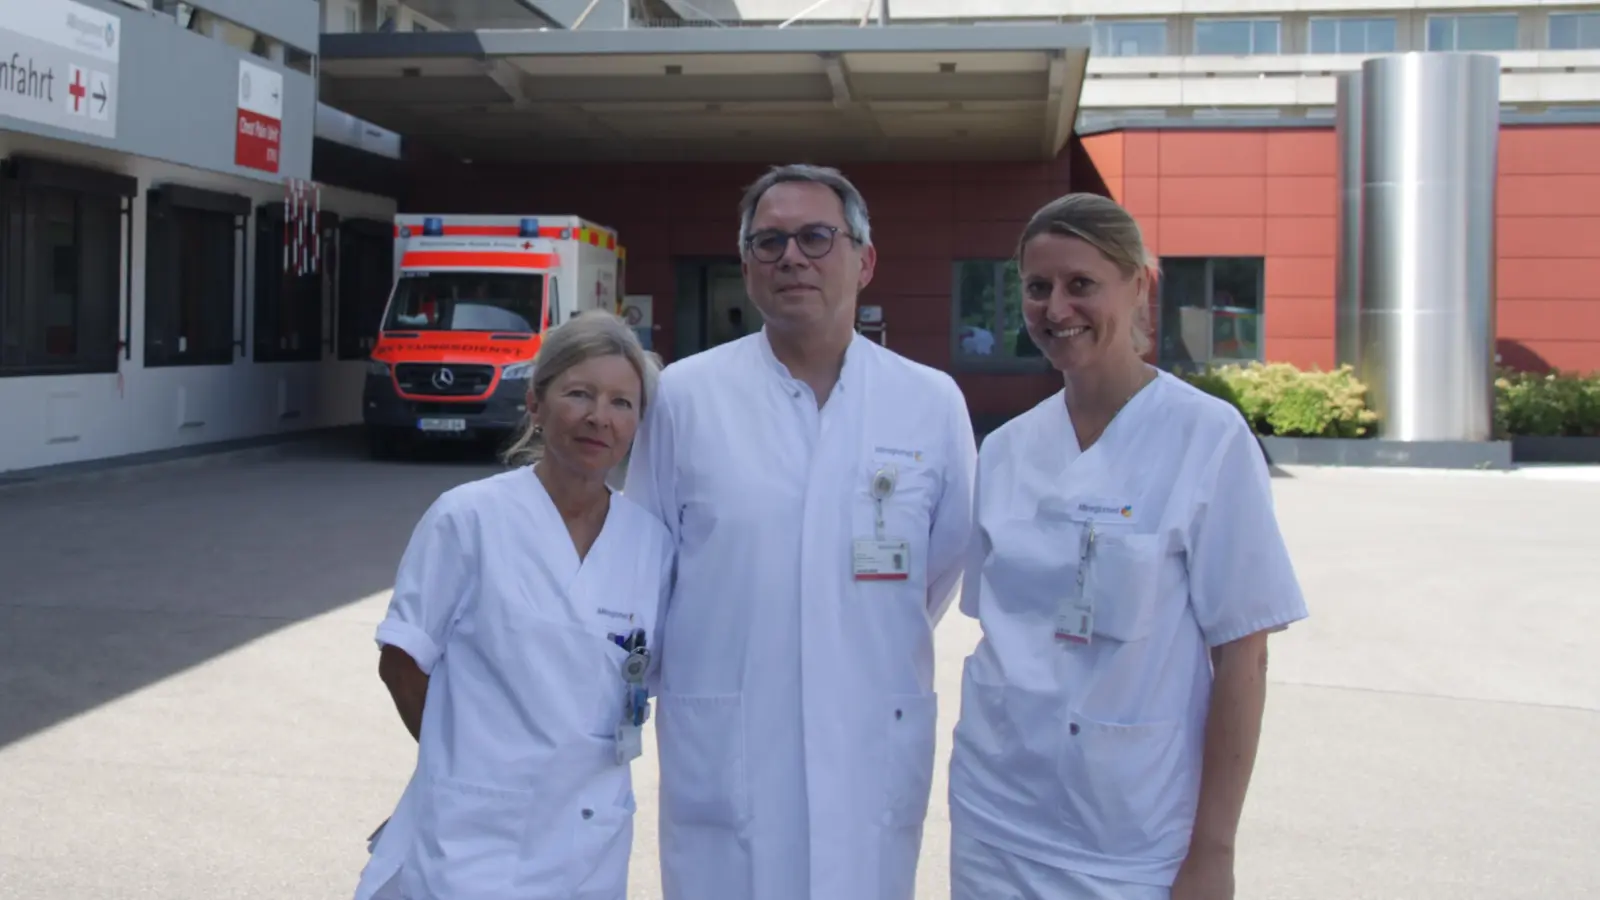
[
  {"xmin": 254, "ymin": 203, "xmax": 327, "ymax": 363},
  {"xmin": 144, "ymin": 185, "xmax": 249, "ymax": 367},
  {"xmin": 951, "ymin": 259, "xmax": 1044, "ymax": 368},
  {"xmin": 336, "ymin": 219, "xmax": 394, "ymax": 360},
  {"xmin": 1427, "ymin": 14, "xmax": 1519, "ymax": 51},
  {"xmin": 343, "ymin": 5, "xmax": 359, "ymax": 32},
  {"xmin": 1309, "ymin": 16, "xmax": 1398, "ymax": 54},
  {"xmin": 1157, "ymin": 257, "xmax": 1264, "ymax": 371},
  {"xmin": 383, "ymin": 271, "xmax": 546, "ymax": 333},
  {"xmin": 0, "ymin": 157, "xmax": 133, "ymax": 377},
  {"xmin": 1093, "ymin": 21, "xmax": 1166, "ymax": 57},
  {"xmin": 1194, "ymin": 19, "xmax": 1281, "ymax": 55},
  {"xmin": 1550, "ymin": 13, "xmax": 1600, "ymax": 49}
]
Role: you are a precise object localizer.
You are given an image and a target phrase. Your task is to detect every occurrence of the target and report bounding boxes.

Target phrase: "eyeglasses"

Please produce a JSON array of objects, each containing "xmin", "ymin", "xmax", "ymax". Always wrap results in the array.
[{"xmin": 743, "ymin": 224, "xmax": 859, "ymax": 263}]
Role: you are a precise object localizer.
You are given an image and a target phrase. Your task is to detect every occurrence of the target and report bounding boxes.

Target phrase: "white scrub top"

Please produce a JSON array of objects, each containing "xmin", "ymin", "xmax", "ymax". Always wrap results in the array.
[
  {"xmin": 353, "ymin": 467, "xmax": 673, "ymax": 900},
  {"xmin": 624, "ymin": 329, "xmax": 977, "ymax": 900},
  {"xmin": 948, "ymin": 370, "xmax": 1308, "ymax": 887}
]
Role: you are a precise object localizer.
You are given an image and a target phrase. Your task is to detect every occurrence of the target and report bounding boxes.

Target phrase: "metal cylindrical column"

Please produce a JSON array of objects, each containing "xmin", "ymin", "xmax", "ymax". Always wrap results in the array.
[
  {"xmin": 1357, "ymin": 52, "xmax": 1500, "ymax": 442},
  {"xmin": 1334, "ymin": 71, "xmax": 1363, "ymax": 370}
]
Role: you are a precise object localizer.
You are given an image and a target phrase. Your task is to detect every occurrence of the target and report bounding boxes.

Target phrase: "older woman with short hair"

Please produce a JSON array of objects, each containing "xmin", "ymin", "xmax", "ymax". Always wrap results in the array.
[
  {"xmin": 354, "ymin": 311, "xmax": 673, "ymax": 900},
  {"xmin": 948, "ymin": 193, "xmax": 1309, "ymax": 900}
]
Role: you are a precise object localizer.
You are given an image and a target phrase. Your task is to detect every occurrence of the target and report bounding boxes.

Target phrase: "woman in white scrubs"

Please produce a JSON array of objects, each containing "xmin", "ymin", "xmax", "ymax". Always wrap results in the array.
[
  {"xmin": 353, "ymin": 312, "xmax": 673, "ymax": 900},
  {"xmin": 947, "ymin": 193, "xmax": 1309, "ymax": 900}
]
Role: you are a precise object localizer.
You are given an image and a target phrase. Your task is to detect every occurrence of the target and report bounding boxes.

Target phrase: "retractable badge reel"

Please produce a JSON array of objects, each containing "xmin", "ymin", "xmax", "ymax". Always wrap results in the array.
[
  {"xmin": 1054, "ymin": 521, "xmax": 1097, "ymax": 646},
  {"xmin": 615, "ymin": 630, "xmax": 649, "ymax": 764},
  {"xmin": 853, "ymin": 465, "xmax": 911, "ymax": 582}
]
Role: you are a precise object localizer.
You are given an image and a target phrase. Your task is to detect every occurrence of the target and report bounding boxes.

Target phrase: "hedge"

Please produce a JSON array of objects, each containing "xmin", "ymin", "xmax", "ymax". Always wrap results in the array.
[{"xmin": 1175, "ymin": 362, "xmax": 1600, "ymax": 439}]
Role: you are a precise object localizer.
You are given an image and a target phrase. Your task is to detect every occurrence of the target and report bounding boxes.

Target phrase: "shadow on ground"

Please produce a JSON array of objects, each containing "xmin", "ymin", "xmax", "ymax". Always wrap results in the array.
[{"xmin": 0, "ymin": 432, "xmax": 502, "ymax": 751}]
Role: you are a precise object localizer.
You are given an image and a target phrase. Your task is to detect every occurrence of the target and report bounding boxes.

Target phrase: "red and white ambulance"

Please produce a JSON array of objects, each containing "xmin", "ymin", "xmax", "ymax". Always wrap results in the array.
[{"xmin": 361, "ymin": 214, "xmax": 625, "ymax": 457}]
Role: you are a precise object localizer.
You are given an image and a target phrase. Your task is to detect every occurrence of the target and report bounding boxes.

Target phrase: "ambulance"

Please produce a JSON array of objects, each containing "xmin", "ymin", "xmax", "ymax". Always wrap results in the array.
[{"xmin": 361, "ymin": 214, "xmax": 625, "ymax": 457}]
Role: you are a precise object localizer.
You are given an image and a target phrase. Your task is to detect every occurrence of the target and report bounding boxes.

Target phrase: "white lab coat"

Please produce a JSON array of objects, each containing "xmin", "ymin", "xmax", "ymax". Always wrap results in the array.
[
  {"xmin": 623, "ymin": 329, "xmax": 977, "ymax": 900},
  {"xmin": 354, "ymin": 467, "xmax": 673, "ymax": 900},
  {"xmin": 948, "ymin": 370, "xmax": 1308, "ymax": 891}
]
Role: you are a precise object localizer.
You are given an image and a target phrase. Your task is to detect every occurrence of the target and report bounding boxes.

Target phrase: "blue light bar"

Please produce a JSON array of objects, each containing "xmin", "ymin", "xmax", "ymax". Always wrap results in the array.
[
  {"xmin": 423, "ymin": 217, "xmax": 444, "ymax": 236},
  {"xmin": 519, "ymin": 217, "xmax": 540, "ymax": 238}
]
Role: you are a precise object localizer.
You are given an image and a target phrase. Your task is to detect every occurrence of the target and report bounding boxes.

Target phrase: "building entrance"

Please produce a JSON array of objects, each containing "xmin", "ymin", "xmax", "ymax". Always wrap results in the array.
[{"xmin": 673, "ymin": 259, "xmax": 763, "ymax": 358}]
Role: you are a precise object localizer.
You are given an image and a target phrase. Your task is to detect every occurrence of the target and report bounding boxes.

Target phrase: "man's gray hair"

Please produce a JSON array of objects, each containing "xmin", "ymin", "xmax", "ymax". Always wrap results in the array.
[{"xmin": 737, "ymin": 164, "xmax": 873, "ymax": 255}]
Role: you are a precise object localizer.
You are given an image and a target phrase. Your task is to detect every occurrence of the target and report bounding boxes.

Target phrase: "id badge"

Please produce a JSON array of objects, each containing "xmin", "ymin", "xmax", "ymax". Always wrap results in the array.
[
  {"xmin": 853, "ymin": 539, "xmax": 910, "ymax": 581},
  {"xmin": 615, "ymin": 722, "xmax": 643, "ymax": 764},
  {"xmin": 1054, "ymin": 601, "xmax": 1093, "ymax": 646}
]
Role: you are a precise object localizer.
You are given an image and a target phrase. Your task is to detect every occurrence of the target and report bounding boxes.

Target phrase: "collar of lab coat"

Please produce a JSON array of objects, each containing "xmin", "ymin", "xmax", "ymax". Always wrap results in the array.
[{"xmin": 755, "ymin": 325, "xmax": 868, "ymax": 399}]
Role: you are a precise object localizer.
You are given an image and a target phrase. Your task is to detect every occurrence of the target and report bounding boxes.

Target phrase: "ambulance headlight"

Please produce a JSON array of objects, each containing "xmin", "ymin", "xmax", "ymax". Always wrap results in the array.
[
  {"xmin": 501, "ymin": 361, "xmax": 535, "ymax": 381},
  {"xmin": 367, "ymin": 359, "xmax": 390, "ymax": 377}
]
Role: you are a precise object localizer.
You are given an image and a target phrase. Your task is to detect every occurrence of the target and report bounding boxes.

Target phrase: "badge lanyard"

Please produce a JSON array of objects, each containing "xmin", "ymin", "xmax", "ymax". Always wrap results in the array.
[
  {"xmin": 615, "ymin": 628, "xmax": 649, "ymax": 764},
  {"xmin": 1054, "ymin": 519, "xmax": 1097, "ymax": 645},
  {"xmin": 871, "ymin": 465, "xmax": 897, "ymax": 540},
  {"xmin": 854, "ymin": 465, "xmax": 911, "ymax": 581}
]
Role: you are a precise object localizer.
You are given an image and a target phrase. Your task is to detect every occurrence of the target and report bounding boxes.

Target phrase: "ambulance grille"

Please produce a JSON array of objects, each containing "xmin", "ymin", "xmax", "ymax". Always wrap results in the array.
[{"xmin": 395, "ymin": 363, "xmax": 496, "ymax": 397}]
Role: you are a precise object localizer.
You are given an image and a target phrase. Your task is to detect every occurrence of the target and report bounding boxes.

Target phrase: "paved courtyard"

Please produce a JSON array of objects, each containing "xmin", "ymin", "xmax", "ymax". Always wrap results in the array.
[{"xmin": 0, "ymin": 437, "xmax": 1596, "ymax": 900}]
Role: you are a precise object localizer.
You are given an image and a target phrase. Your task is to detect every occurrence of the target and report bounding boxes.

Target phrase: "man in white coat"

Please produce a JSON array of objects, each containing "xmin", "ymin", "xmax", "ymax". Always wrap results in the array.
[{"xmin": 624, "ymin": 164, "xmax": 977, "ymax": 900}]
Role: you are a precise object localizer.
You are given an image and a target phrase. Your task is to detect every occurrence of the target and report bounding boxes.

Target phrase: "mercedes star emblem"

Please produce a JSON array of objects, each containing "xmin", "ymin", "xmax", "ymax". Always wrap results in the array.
[{"xmin": 431, "ymin": 368, "xmax": 456, "ymax": 390}]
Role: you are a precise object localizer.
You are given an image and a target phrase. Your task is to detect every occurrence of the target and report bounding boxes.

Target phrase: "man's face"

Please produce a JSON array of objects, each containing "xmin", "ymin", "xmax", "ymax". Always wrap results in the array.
[{"xmin": 741, "ymin": 181, "xmax": 876, "ymax": 337}]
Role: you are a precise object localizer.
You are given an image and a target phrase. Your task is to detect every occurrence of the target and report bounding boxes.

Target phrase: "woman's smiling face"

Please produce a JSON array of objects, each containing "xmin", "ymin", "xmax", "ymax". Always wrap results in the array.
[{"xmin": 1019, "ymin": 232, "xmax": 1148, "ymax": 375}]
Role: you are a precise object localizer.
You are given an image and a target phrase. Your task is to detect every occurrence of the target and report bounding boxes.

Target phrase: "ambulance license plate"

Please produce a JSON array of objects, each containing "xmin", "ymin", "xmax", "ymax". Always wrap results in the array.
[{"xmin": 417, "ymin": 418, "xmax": 467, "ymax": 433}]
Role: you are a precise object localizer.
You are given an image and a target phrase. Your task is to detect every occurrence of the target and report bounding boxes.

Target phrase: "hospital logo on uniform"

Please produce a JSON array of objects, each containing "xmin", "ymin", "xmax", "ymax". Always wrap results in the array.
[
  {"xmin": 874, "ymin": 446, "xmax": 923, "ymax": 462},
  {"xmin": 1078, "ymin": 501, "xmax": 1134, "ymax": 519},
  {"xmin": 596, "ymin": 607, "xmax": 635, "ymax": 622}
]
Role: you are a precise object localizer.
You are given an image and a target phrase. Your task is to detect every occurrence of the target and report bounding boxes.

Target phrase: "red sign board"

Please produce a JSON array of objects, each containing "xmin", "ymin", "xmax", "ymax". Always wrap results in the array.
[{"xmin": 236, "ymin": 60, "xmax": 283, "ymax": 174}]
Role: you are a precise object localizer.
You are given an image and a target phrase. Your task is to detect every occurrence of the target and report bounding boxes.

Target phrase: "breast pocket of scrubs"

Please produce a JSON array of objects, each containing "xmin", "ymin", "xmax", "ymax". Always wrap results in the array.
[
  {"xmin": 855, "ymin": 460, "xmax": 938, "ymax": 591},
  {"xmin": 1083, "ymin": 530, "xmax": 1161, "ymax": 643}
]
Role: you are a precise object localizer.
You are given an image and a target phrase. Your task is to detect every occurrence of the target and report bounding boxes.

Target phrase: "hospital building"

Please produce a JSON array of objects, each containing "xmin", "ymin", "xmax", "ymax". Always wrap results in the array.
[{"xmin": 3, "ymin": 0, "xmax": 1597, "ymax": 477}]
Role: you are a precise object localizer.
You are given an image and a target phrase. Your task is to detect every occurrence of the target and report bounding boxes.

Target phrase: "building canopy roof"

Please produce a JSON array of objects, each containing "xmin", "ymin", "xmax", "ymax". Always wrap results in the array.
[{"xmin": 318, "ymin": 25, "xmax": 1092, "ymax": 163}]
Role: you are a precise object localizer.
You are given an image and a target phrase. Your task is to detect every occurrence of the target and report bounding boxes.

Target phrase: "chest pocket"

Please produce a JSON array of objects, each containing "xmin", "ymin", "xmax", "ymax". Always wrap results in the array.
[
  {"xmin": 853, "ymin": 459, "xmax": 941, "ymax": 586},
  {"xmin": 1082, "ymin": 528, "xmax": 1162, "ymax": 643}
]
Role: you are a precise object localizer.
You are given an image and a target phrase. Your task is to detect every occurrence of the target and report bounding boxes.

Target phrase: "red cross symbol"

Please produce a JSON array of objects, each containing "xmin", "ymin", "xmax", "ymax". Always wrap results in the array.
[
  {"xmin": 521, "ymin": 241, "xmax": 532, "ymax": 250},
  {"xmin": 68, "ymin": 69, "xmax": 87, "ymax": 113}
]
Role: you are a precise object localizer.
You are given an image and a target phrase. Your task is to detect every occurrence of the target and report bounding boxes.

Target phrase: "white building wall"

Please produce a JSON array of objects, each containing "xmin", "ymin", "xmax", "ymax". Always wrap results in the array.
[{"xmin": 0, "ymin": 131, "xmax": 397, "ymax": 477}]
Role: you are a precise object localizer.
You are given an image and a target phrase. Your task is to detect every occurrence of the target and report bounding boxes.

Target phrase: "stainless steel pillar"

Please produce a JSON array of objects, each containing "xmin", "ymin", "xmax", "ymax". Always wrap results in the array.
[
  {"xmin": 1357, "ymin": 52, "xmax": 1500, "ymax": 442},
  {"xmin": 1334, "ymin": 71, "xmax": 1362, "ymax": 370}
]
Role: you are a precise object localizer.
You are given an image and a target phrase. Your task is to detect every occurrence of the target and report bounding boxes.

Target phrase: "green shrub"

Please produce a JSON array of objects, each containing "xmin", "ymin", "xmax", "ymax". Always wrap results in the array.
[
  {"xmin": 1176, "ymin": 362, "xmax": 1378, "ymax": 439},
  {"xmin": 1494, "ymin": 368, "xmax": 1600, "ymax": 438}
]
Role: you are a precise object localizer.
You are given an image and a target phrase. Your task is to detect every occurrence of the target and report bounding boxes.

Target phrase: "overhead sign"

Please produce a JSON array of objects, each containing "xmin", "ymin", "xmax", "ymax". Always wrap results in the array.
[
  {"xmin": 235, "ymin": 58, "xmax": 283, "ymax": 173},
  {"xmin": 0, "ymin": 0, "xmax": 121, "ymax": 139}
]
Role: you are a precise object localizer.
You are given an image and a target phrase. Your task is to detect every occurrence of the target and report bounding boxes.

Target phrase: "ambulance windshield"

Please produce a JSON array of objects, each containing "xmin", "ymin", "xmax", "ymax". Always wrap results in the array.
[{"xmin": 384, "ymin": 272, "xmax": 547, "ymax": 333}]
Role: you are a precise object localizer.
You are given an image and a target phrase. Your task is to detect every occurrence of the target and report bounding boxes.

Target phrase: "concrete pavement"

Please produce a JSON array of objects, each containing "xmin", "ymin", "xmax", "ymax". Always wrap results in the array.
[{"xmin": 0, "ymin": 443, "xmax": 1595, "ymax": 899}]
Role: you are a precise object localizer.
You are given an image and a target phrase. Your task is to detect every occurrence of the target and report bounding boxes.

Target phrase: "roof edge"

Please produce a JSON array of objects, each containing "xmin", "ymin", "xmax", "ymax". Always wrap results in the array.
[{"xmin": 319, "ymin": 23, "xmax": 1096, "ymax": 60}]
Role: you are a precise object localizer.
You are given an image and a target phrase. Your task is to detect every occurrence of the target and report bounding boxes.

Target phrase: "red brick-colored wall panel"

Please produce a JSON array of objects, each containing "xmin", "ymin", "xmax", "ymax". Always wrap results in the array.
[
  {"xmin": 1266, "ymin": 216, "xmax": 1337, "ymax": 258},
  {"xmin": 1499, "ymin": 175, "xmax": 1600, "ymax": 217},
  {"xmin": 1498, "ymin": 299, "xmax": 1600, "ymax": 344},
  {"xmin": 1265, "ymin": 130, "xmax": 1338, "ymax": 176},
  {"xmin": 1154, "ymin": 217, "xmax": 1267, "ymax": 257},
  {"xmin": 873, "ymin": 218, "xmax": 955, "ymax": 260},
  {"xmin": 1124, "ymin": 132, "xmax": 1161, "ymax": 176},
  {"xmin": 1267, "ymin": 256, "xmax": 1336, "ymax": 300},
  {"xmin": 1080, "ymin": 132, "xmax": 1125, "ymax": 200},
  {"xmin": 1264, "ymin": 296, "xmax": 1335, "ymax": 342},
  {"xmin": 1157, "ymin": 131, "xmax": 1268, "ymax": 176},
  {"xmin": 1158, "ymin": 176, "xmax": 1267, "ymax": 217},
  {"xmin": 1497, "ymin": 257, "xmax": 1600, "ymax": 302},
  {"xmin": 1499, "ymin": 126, "xmax": 1600, "ymax": 175},
  {"xmin": 1121, "ymin": 176, "xmax": 1161, "ymax": 220},
  {"xmin": 1497, "ymin": 216, "xmax": 1600, "ymax": 259},
  {"xmin": 1266, "ymin": 176, "xmax": 1337, "ymax": 217},
  {"xmin": 953, "ymin": 220, "xmax": 1026, "ymax": 260},
  {"xmin": 1270, "ymin": 337, "xmax": 1336, "ymax": 372}
]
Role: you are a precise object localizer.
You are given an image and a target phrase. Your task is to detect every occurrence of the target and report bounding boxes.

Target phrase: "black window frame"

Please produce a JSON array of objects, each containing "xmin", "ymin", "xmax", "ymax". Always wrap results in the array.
[
  {"xmin": 1155, "ymin": 256, "xmax": 1267, "ymax": 373},
  {"xmin": 254, "ymin": 202, "xmax": 335, "ymax": 363},
  {"xmin": 143, "ymin": 183, "xmax": 251, "ymax": 368},
  {"xmin": 950, "ymin": 258, "xmax": 1050, "ymax": 374},
  {"xmin": 0, "ymin": 155, "xmax": 136, "ymax": 378},
  {"xmin": 335, "ymin": 217, "xmax": 395, "ymax": 361}
]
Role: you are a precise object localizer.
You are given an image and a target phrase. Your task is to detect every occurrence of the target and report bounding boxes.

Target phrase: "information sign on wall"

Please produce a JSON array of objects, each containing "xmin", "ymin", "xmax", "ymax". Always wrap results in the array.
[
  {"xmin": 235, "ymin": 58, "xmax": 283, "ymax": 173},
  {"xmin": 0, "ymin": 0, "xmax": 121, "ymax": 139}
]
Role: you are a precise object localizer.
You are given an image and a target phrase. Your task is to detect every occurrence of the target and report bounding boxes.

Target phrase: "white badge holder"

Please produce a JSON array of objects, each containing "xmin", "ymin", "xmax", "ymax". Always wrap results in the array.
[
  {"xmin": 854, "ymin": 465, "xmax": 910, "ymax": 581},
  {"xmin": 616, "ymin": 647, "xmax": 649, "ymax": 764},
  {"xmin": 1055, "ymin": 520, "xmax": 1096, "ymax": 646}
]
